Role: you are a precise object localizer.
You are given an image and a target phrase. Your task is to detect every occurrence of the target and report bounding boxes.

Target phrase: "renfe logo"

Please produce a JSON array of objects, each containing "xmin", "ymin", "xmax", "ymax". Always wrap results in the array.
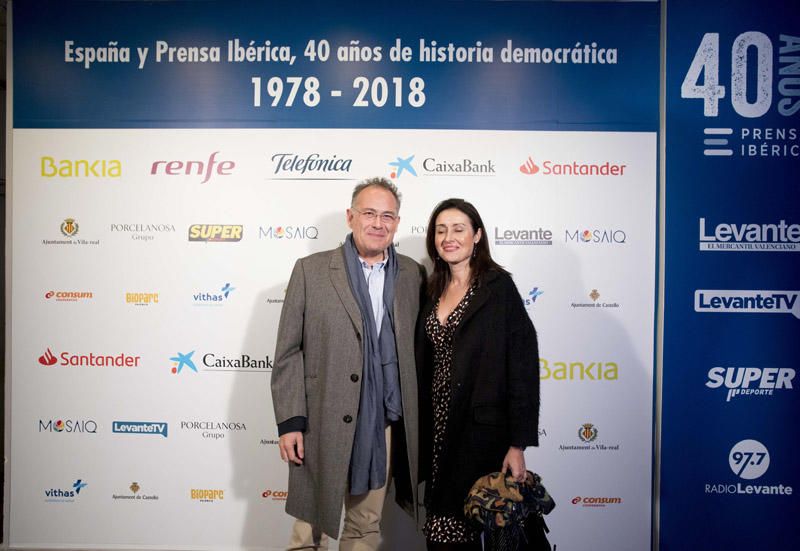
[
  {"xmin": 150, "ymin": 152, "xmax": 234, "ymax": 184},
  {"xmin": 694, "ymin": 290, "xmax": 800, "ymax": 319}
]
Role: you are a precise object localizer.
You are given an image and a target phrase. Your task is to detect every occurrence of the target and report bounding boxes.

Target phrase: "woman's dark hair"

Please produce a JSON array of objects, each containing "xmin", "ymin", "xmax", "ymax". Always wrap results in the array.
[{"xmin": 425, "ymin": 198, "xmax": 507, "ymax": 299}]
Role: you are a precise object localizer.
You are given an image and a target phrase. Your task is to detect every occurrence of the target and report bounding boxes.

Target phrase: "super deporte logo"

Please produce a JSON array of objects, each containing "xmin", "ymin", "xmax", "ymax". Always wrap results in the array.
[
  {"xmin": 694, "ymin": 290, "xmax": 800, "ymax": 319},
  {"xmin": 706, "ymin": 367, "xmax": 795, "ymax": 402}
]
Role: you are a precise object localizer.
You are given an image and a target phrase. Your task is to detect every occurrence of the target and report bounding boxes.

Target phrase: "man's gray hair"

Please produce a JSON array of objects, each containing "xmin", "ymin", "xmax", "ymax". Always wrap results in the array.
[{"xmin": 351, "ymin": 177, "xmax": 402, "ymax": 210}]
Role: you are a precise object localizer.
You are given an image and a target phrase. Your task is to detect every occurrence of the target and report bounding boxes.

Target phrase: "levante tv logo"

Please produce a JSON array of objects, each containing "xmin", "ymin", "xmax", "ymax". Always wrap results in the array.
[{"xmin": 694, "ymin": 290, "xmax": 800, "ymax": 319}]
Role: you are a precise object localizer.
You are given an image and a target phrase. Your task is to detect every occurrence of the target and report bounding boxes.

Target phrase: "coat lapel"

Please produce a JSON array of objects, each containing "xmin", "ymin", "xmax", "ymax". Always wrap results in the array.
[
  {"xmin": 455, "ymin": 271, "xmax": 498, "ymax": 335},
  {"xmin": 329, "ymin": 248, "xmax": 363, "ymax": 337}
]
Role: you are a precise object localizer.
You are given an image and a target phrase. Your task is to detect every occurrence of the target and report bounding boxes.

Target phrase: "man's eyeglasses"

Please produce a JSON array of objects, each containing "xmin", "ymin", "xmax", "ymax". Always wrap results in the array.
[{"xmin": 351, "ymin": 207, "xmax": 398, "ymax": 224}]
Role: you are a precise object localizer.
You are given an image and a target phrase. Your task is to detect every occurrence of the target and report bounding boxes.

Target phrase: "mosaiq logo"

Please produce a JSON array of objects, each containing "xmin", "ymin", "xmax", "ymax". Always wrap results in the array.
[
  {"xmin": 259, "ymin": 225, "xmax": 319, "ymax": 240},
  {"xmin": 39, "ymin": 418, "xmax": 98, "ymax": 434},
  {"xmin": 706, "ymin": 367, "xmax": 795, "ymax": 402},
  {"xmin": 705, "ymin": 439, "xmax": 793, "ymax": 496},
  {"xmin": 699, "ymin": 218, "xmax": 799, "ymax": 252},
  {"xmin": 518, "ymin": 155, "xmax": 627, "ymax": 176},
  {"xmin": 268, "ymin": 152, "xmax": 353, "ymax": 179},
  {"xmin": 150, "ymin": 151, "xmax": 235, "ymax": 184},
  {"xmin": 694, "ymin": 290, "xmax": 800, "ymax": 319},
  {"xmin": 565, "ymin": 228, "xmax": 627, "ymax": 244}
]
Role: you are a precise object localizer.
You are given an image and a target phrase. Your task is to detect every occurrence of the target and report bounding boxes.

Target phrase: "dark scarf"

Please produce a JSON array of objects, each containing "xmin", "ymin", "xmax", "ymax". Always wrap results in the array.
[{"xmin": 343, "ymin": 234, "xmax": 402, "ymax": 495}]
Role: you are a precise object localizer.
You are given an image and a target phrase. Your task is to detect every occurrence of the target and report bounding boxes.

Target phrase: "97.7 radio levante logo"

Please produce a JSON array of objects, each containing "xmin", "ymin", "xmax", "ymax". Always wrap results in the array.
[
  {"xmin": 704, "ymin": 439, "xmax": 793, "ymax": 496},
  {"xmin": 680, "ymin": 32, "xmax": 799, "ymax": 158}
]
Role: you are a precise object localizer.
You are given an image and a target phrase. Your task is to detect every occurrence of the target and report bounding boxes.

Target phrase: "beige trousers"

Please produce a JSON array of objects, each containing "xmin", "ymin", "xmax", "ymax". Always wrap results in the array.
[{"xmin": 287, "ymin": 425, "xmax": 393, "ymax": 551}]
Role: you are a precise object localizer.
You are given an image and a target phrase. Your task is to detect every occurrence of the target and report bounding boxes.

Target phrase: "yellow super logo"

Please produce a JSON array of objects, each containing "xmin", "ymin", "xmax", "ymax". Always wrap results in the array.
[{"xmin": 188, "ymin": 224, "xmax": 243, "ymax": 242}]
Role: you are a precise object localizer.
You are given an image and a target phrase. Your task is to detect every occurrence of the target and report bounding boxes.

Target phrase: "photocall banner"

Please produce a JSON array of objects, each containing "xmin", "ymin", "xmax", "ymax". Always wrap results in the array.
[
  {"xmin": 662, "ymin": 0, "xmax": 800, "ymax": 549},
  {"xmin": 7, "ymin": 1, "xmax": 659, "ymax": 549}
]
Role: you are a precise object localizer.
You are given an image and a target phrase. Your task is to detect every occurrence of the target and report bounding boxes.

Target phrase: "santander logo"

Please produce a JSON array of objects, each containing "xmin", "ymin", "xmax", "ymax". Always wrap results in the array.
[
  {"xmin": 39, "ymin": 348, "xmax": 57, "ymax": 366},
  {"xmin": 520, "ymin": 156, "xmax": 540, "ymax": 175}
]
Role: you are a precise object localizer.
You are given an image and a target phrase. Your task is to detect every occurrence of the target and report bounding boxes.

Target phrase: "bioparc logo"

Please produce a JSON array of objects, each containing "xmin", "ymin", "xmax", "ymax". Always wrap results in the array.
[
  {"xmin": 150, "ymin": 151, "xmax": 235, "ymax": 184},
  {"xmin": 268, "ymin": 152, "xmax": 353, "ymax": 180},
  {"xmin": 694, "ymin": 290, "xmax": 800, "ymax": 319},
  {"xmin": 259, "ymin": 225, "xmax": 319, "ymax": 240},
  {"xmin": 126, "ymin": 292, "xmax": 159, "ymax": 306},
  {"xmin": 112, "ymin": 421, "xmax": 168, "ymax": 438},
  {"xmin": 43, "ymin": 218, "xmax": 100, "ymax": 246},
  {"xmin": 539, "ymin": 359, "xmax": 619, "ymax": 381},
  {"xmin": 169, "ymin": 350, "xmax": 272, "ymax": 374},
  {"xmin": 571, "ymin": 495, "xmax": 622, "ymax": 508},
  {"xmin": 45, "ymin": 290, "xmax": 93, "ymax": 303},
  {"xmin": 518, "ymin": 155, "xmax": 627, "ymax": 176},
  {"xmin": 699, "ymin": 218, "xmax": 799, "ymax": 252},
  {"xmin": 571, "ymin": 288, "xmax": 621, "ymax": 310},
  {"xmin": 188, "ymin": 224, "xmax": 243, "ymax": 242},
  {"xmin": 38, "ymin": 348, "xmax": 141, "ymax": 368},
  {"xmin": 705, "ymin": 439, "xmax": 793, "ymax": 497},
  {"xmin": 388, "ymin": 154, "xmax": 417, "ymax": 179},
  {"xmin": 559, "ymin": 423, "xmax": 620, "ymax": 452},
  {"xmin": 706, "ymin": 367, "xmax": 795, "ymax": 402},
  {"xmin": 39, "ymin": 418, "xmax": 98, "ymax": 434},
  {"xmin": 45, "ymin": 479, "xmax": 87, "ymax": 503},
  {"xmin": 191, "ymin": 489, "xmax": 224, "ymax": 502},
  {"xmin": 193, "ymin": 283, "xmax": 235, "ymax": 306},
  {"xmin": 565, "ymin": 228, "xmax": 627, "ymax": 244}
]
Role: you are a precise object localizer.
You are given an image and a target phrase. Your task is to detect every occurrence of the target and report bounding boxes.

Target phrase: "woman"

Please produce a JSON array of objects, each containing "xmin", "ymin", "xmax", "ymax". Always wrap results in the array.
[{"xmin": 417, "ymin": 198, "xmax": 540, "ymax": 550}]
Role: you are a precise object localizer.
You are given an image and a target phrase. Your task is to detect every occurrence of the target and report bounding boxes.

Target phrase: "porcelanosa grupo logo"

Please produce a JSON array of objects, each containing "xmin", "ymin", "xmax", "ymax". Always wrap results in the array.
[
  {"xmin": 388, "ymin": 154, "xmax": 417, "ymax": 179},
  {"xmin": 706, "ymin": 367, "xmax": 795, "ymax": 402},
  {"xmin": 111, "ymin": 223, "xmax": 177, "ymax": 242},
  {"xmin": 150, "ymin": 151, "xmax": 235, "ymax": 184},
  {"xmin": 180, "ymin": 420, "xmax": 247, "ymax": 440},
  {"xmin": 518, "ymin": 154, "xmax": 626, "ymax": 176},
  {"xmin": 38, "ymin": 348, "xmax": 140, "ymax": 367},
  {"xmin": 268, "ymin": 152, "xmax": 353, "ymax": 180},
  {"xmin": 699, "ymin": 218, "xmax": 799, "ymax": 252},
  {"xmin": 45, "ymin": 479, "xmax": 88, "ymax": 503},
  {"xmin": 694, "ymin": 290, "xmax": 800, "ymax": 319},
  {"xmin": 705, "ymin": 439, "xmax": 793, "ymax": 497}
]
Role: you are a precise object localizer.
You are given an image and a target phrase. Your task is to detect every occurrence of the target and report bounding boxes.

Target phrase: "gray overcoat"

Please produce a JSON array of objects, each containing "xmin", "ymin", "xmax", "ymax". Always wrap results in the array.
[{"xmin": 271, "ymin": 246, "xmax": 424, "ymax": 538}]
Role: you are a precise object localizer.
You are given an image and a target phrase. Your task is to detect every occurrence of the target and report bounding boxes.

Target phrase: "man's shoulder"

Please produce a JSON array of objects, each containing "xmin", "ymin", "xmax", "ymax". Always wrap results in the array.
[
  {"xmin": 297, "ymin": 247, "xmax": 341, "ymax": 268},
  {"xmin": 396, "ymin": 253, "xmax": 425, "ymax": 279}
]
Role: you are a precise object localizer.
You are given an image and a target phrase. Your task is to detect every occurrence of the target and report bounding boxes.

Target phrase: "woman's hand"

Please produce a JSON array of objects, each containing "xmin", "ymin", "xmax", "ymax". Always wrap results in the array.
[{"xmin": 502, "ymin": 446, "xmax": 526, "ymax": 482}]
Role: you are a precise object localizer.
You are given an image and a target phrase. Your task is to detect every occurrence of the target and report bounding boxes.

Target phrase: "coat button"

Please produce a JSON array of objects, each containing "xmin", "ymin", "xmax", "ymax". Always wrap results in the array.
[
  {"xmin": 350, "ymin": 374, "xmax": 359, "ymax": 382},
  {"xmin": 343, "ymin": 415, "xmax": 353, "ymax": 423}
]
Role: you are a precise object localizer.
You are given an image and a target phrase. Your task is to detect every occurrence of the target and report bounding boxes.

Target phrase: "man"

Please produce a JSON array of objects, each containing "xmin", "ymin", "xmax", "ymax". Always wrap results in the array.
[{"xmin": 272, "ymin": 178, "xmax": 425, "ymax": 550}]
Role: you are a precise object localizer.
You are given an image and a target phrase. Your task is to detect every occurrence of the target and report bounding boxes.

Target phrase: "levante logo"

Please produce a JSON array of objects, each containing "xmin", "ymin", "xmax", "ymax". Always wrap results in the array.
[
  {"xmin": 705, "ymin": 439, "xmax": 793, "ymax": 497},
  {"xmin": 694, "ymin": 290, "xmax": 800, "ymax": 319},
  {"xmin": 698, "ymin": 218, "xmax": 799, "ymax": 252}
]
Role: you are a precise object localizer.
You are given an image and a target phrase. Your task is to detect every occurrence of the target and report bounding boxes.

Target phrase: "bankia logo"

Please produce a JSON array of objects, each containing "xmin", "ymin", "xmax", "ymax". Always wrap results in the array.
[
  {"xmin": 560, "ymin": 423, "xmax": 620, "ymax": 452},
  {"xmin": 565, "ymin": 228, "xmax": 627, "ymax": 244},
  {"xmin": 39, "ymin": 418, "xmax": 98, "ymax": 434},
  {"xmin": 45, "ymin": 290, "xmax": 93, "ymax": 303},
  {"xmin": 38, "ymin": 348, "xmax": 140, "ymax": 367},
  {"xmin": 706, "ymin": 367, "xmax": 795, "ymax": 402},
  {"xmin": 259, "ymin": 225, "xmax": 319, "ymax": 240},
  {"xmin": 45, "ymin": 479, "xmax": 87, "ymax": 503},
  {"xmin": 180, "ymin": 420, "xmax": 247, "ymax": 440},
  {"xmin": 43, "ymin": 218, "xmax": 100, "ymax": 246},
  {"xmin": 388, "ymin": 154, "xmax": 417, "ymax": 179},
  {"xmin": 190, "ymin": 489, "xmax": 224, "ymax": 502},
  {"xmin": 41, "ymin": 156, "xmax": 121, "ymax": 178},
  {"xmin": 517, "ymin": 154, "xmax": 626, "ymax": 176},
  {"xmin": 269, "ymin": 152, "xmax": 353, "ymax": 180},
  {"xmin": 111, "ymin": 223, "xmax": 176, "ymax": 242},
  {"xmin": 494, "ymin": 227, "xmax": 553, "ymax": 246},
  {"xmin": 422, "ymin": 156, "xmax": 495, "ymax": 176},
  {"xmin": 188, "ymin": 224, "xmax": 243, "ymax": 242},
  {"xmin": 193, "ymin": 283, "xmax": 235, "ymax": 306},
  {"xmin": 539, "ymin": 359, "xmax": 619, "ymax": 381},
  {"xmin": 705, "ymin": 439, "xmax": 793, "ymax": 496},
  {"xmin": 571, "ymin": 288, "xmax": 621, "ymax": 310},
  {"xmin": 694, "ymin": 290, "xmax": 800, "ymax": 319},
  {"xmin": 150, "ymin": 151, "xmax": 235, "ymax": 184},
  {"xmin": 112, "ymin": 421, "xmax": 168, "ymax": 438},
  {"xmin": 699, "ymin": 218, "xmax": 799, "ymax": 252}
]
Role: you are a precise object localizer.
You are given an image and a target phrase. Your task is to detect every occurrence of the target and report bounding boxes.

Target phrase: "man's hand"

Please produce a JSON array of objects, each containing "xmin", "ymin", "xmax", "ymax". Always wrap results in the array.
[
  {"xmin": 279, "ymin": 431, "xmax": 305, "ymax": 465},
  {"xmin": 502, "ymin": 446, "xmax": 526, "ymax": 482}
]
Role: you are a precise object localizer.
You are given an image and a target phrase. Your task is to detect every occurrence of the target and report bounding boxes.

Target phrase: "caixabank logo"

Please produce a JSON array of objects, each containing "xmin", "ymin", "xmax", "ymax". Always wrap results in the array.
[
  {"xmin": 706, "ymin": 367, "xmax": 795, "ymax": 402},
  {"xmin": 680, "ymin": 33, "xmax": 800, "ymax": 159},
  {"xmin": 539, "ymin": 359, "xmax": 619, "ymax": 381},
  {"xmin": 169, "ymin": 350, "xmax": 272, "ymax": 374},
  {"xmin": 518, "ymin": 155, "xmax": 627, "ymax": 176},
  {"xmin": 422, "ymin": 156, "xmax": 496, "ymax": 176},
  {"xmin": 188, "ymin": 224, "xmax": 243, "ymax": 242},
  {"xmin": 694, "ymin": 290, "xmax": 800, "ymax": 319},
  {"xmin": 699, "ymin": 218, "xmax": 799, "ymax": 252},
  {"xmin": 388, "ymin": 154, "xmax": 417, "ymax": 179},
  {"xmin": 38, "ymin": 347, "xmax": 140, "ymax": 367},
  {"xmin": 705, "ymin": 439, "xmax": 793, "ymax": 497},
  {"xmin": 44, "ymin": 479, "xmax": 88, "ymax": 503}
]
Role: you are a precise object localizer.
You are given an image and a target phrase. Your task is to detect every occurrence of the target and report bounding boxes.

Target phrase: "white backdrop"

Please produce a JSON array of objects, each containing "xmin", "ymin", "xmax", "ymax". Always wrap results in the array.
[{"xmin": 8, "ymin": 128, "xmax": 656, "ymax": 549}]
